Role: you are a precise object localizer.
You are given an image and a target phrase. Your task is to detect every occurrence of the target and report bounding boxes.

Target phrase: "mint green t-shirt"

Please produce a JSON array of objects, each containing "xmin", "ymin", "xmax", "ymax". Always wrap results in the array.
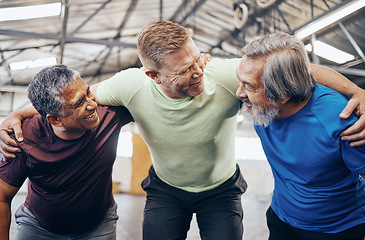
[{"xmin": 97, "ymin": 58, "xmax": 241, "ymax": 192}]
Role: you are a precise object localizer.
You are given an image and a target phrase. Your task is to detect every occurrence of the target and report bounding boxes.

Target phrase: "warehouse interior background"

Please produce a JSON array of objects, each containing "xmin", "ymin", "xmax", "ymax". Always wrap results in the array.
[{"xmin": 1, "ymin": 0, "xmax": 365, "ymax": 239}]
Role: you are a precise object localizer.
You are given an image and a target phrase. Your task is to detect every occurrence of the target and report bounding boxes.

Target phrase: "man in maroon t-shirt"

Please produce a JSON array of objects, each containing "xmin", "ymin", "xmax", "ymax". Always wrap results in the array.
[{"xmin": 0, "ymin": 65, "xmax": 132, "ymax": 239}]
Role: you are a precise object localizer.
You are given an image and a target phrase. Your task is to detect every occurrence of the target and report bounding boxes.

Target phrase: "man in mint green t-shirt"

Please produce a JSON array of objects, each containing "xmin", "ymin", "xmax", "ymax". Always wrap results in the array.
[
  {"xmin": 95, "ymin": 21, "xmax": 247, "ymax": 240},
  {"xmin": 93, "ymin": 21, "xmax": 365, "ymax": 240}
]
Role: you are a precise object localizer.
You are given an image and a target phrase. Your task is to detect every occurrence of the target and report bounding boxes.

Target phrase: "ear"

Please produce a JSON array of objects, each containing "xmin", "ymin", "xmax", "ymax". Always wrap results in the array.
[
  {"xmin": 144, "ymin": 70, "xmax": 161, "ymax": 84},
  {"xmin": 46, "ymin": 114, "xmax": 63, "ymax": 127},
  {"xmin": 279, "ymin": 96, "xmax": 291, "ymax": 105}
]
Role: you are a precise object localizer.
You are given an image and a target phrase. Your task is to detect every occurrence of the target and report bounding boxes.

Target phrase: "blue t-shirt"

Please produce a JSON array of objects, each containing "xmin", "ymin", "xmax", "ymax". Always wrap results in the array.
[{"xmin": 255, "ymin": 84, "xmax": 365, "ymax": 233}]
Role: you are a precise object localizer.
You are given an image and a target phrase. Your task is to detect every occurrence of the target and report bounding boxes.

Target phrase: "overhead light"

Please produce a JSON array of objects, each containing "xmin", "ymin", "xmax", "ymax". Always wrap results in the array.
[
  {"xmin": 9, "ymin": 57, "xmax": 57, "ymax": 71},
  {"xmin": 295, "ymin": 0, "xmax": 365, "ymax": 39},
  {"xmin": 0, "ymin": 2, "xmax": 61, "ymax": 22},
  {"xmin": 305, "ymin": 41, "xmax": 355, "ymax": 64}
]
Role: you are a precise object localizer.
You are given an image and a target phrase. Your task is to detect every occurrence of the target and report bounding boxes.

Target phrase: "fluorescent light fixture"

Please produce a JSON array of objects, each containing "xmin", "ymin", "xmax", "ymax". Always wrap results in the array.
[
  {"xmin": 295, "ymin": 0, "xmax": 365, "ymax": 39},
  {"xmin": 9, "ymin": 57, "xmax": 57, "ymax": 70},
  {"xmin": 0, "ymin": 2, "xmax": 61, "ymax": 22},
  {"xmin": 305, "ymin": 41, "xmax": 355, "ymax": 64}
]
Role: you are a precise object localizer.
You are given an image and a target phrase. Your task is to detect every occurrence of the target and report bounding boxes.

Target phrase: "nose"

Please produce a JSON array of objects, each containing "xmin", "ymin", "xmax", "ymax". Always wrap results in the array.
[
  {"xmin": 191, "ymin": 63, "xmax": 203, "ymax": 78},
  {"xmin": 236, "ymin": 82, "xmax": 247, "ymax": 98},
  {"xmin": 86, "ymin": 97, "xmax": 98, "ymax": 110}
]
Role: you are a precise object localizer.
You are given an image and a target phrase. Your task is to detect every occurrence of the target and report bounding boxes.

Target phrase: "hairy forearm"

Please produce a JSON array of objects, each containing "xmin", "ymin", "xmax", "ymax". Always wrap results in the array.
[
  {"xmin": 8, "ymin": 106, "xmax": 39, "ymax": 122},
  {"xmin": 311, "ymin": 64, "xmax": 363, "ymax": 98}
]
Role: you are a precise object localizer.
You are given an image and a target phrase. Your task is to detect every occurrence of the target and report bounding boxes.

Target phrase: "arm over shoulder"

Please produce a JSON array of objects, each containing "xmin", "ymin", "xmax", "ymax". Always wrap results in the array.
[
  {"xmin": 204, "ymin": 58, "xmax": 240, "ymax": 94},
  {"xmin": 96, "ymin": 68, "xmax": 150, "ymax": 106}
]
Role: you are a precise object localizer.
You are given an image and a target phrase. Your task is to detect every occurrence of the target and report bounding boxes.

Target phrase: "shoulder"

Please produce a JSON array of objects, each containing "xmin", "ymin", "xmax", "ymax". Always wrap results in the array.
[
  {"xmin": 97, "ymin": 68, "xmax": 151, "ymax": 106},
  {"xmin": 204, "ymin": 58, "xmax": 240, "ymax": 77},
  {"xmin": 21, "ymin": 115, "xmax": 49, "ymax": 140},
  {"xmin": 312, "ymin": 85, "xmax": 349, "ymax": 115},
  {"xmin": 310, "ymin": 84, "xmax": 357, "ymax": 134},
  {"xmin": 103, "ymin": 68, "xmax": 149, "ymax": 85},
  {"xmin": 204, "ymin": 58, "xmax": 240, "ymax": 92}
]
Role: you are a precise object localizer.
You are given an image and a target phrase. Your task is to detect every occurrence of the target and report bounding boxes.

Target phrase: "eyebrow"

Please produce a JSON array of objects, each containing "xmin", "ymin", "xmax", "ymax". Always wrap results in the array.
[{"xmin": 179, "ymin": 53, "xmax": 202, "ymax": 73}]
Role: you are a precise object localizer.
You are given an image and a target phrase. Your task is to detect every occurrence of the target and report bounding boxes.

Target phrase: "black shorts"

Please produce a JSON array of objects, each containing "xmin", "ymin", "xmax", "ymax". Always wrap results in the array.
[
  {"xmin": 266, "ymin": 206, "xmax": 365, "ymax": 240},
  {"xmin": 141, "ymin": 164, "xmax": 247, "ymax": 240}
]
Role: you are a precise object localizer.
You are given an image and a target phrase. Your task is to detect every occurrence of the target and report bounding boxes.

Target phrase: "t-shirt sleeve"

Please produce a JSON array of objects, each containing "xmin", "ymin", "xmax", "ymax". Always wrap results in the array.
[
  {"xmin": 342, "ymin": 145, "xmax": 365, "ymax": 175},
  {"xmin": 114, "ymin": 106, "xmax": 134, "ymax": 125},
  {"xmin": 0, "ymin": 151, "xmax": 29, "ymax": 188},
  {"xmin": 313, "ymin": 86, "xmax": 365, "ymax": 175},
  {"xmin": 341, "ymin": 135, "xmax": 365, "ymax": 175},
  {"xmin": 96, "ymin": 68, "xmax": 149, "ymax": 106}
]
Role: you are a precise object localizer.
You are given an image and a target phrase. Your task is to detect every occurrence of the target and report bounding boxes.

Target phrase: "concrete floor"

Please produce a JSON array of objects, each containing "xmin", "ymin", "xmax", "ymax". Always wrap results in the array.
[{"xmin": 10, "ymin": 192, "xmax": 271, "ymax": 240}]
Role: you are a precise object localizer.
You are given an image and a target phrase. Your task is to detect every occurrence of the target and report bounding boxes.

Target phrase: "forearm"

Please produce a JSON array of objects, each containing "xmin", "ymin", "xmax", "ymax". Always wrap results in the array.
[
  {"xmin": 311, "ymin": 64, "xmax": 364, "ymax": 98},
  {"xmin": 0, "ymin": 203, "xmax": 11, "ymax": 240},
  {"xmin": 0, "ymin": 105, "xmax": 38, "ymax": 150},
  {"xmin": 7, "ymin": 106, "xmax": 38, "ymax": 122}
]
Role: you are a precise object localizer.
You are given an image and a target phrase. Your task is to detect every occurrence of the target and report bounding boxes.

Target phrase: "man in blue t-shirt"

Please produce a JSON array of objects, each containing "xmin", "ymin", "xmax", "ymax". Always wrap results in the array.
[
  {"xmin": 236, "ymin": 33, "xmax": 365, "ymax": 240},
  {"xmin": 0, "ymin": 65, "xmax": 132, "ymax": 239}
]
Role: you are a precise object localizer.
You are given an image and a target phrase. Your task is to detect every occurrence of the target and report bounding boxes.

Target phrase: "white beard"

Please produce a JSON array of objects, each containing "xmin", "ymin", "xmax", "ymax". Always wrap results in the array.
[{"xmin": 241, "ymin": 101, "xmax": 280, "ymax": 128}]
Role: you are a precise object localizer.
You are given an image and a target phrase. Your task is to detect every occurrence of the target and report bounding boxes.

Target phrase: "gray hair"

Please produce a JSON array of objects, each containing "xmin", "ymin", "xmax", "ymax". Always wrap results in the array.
[
  {"xmin": 137, "ymin": 20, "xmax": 193, "ymax": 70},
  {"xmin": 242, "ymin": 33, "xmax": 317, "ymax": 103},
  {"xmin": 28, "ymin": 65, "xmax": 79, "ymax": 117}
]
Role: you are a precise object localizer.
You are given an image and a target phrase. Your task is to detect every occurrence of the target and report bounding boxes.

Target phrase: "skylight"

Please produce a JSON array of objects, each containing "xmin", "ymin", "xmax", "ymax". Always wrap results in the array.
[
  {"xmin": 295, "ymin": 0, "xmax": 365, "ymax": 39},
  {"xmin": 9, "ymin": 57, "xmax": 57, "ymax": 71},
  {"xmin": 305, "ymin": 41, "xmax": 355, "ymax": 64},
  {"xmin": 0, "ymin": 2, "xmax": 61, "ymax": 22}
]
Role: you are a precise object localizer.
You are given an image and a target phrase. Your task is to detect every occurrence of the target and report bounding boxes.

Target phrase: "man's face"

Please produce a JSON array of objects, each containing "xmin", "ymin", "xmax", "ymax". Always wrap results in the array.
[
  {"xmin": 236, "ymin": 56, "xmax": 279, "ymax": 127},
  {"xmin": 157, "ymin": 38, "xmax": 205, "ymax": 99},
  {"xmin": 59, "ymin": 76, "xmax": 100, "ymax": 134}
]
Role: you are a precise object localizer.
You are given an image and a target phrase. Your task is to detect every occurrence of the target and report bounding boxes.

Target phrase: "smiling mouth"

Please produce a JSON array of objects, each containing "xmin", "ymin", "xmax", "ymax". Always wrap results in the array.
[
  {"xmin": 190, "ymin": 79, "xmax": 202, "ymax": 86},
  {"xmin": 244, "ymin": 102, "xmax": 252, "ymax": 108},
  {"xmin": 241, "ymin": 99, "xmax": 253, "ymax": 108},
  {"xmin": 85, "ymin": 111, "xmax": 97, "ymax": 120}
]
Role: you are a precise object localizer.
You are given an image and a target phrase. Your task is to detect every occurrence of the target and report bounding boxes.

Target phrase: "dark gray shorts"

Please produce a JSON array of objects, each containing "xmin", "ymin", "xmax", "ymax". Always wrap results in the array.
[{"xmin": 14, "ymin": 203, "xmax": 118, "ymax": 240}]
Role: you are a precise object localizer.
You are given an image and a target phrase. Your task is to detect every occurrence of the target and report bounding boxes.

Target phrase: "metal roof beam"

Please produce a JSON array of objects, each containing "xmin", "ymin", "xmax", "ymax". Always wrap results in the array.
[
  {"xmin": 70, "ymin": 0, "xmax": 112, "ymax": 37},
  {"xmin": 325, "ymin": 65, "xmax": 365, "ymax": 77},
  {"xmin": 170, "ymin": 0, "xmax": 207, "ymax": 25},
  {"xmin": 338, "ymin": 22, "xmax": 365, "ymax": 63},
  {"xmin": 114, "ymin": 0, "xmax": 138, "ymax": 40},
  {"xmin": 59, "ymin": 0, "xmax": 70, "ymax": 64},
  {"xmin": 0, "ymin": 29, "xmax": 136, "ymax": 48}
]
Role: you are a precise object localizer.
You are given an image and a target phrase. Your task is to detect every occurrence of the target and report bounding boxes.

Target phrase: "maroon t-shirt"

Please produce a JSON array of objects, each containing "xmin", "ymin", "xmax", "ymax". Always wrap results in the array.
[{"xmin": 0, "ymin": 105, "xmax": 132, "ymax": 234}]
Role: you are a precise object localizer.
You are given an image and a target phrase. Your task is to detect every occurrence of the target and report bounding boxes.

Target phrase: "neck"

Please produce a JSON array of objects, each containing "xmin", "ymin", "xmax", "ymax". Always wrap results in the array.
[
  {"xmin": 51, "ymin": 126, "xmax": 86, "ymax": 140},
  {"xmin": 277, "ymin": 91, "xmax": 313, "ymax": 119}
]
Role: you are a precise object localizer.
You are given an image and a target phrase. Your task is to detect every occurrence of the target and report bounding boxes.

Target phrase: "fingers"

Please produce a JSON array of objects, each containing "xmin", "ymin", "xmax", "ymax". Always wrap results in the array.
[
  {"xmin": 0, "ymin": 148, "xmax": 17, "ymax": 160},
  {"xmin": 348, "ymin": 138, "xmax": 365, "ymax": 147},
  {"xmin": 12, "ymin": 122, "xmax": 24, "ymax": 142},
  {"xmin": 340, "ymin": 115, "xmax": 365, "ymax": 147},
  {"xmin": 341, "ymin": 115, "xmax": 365, "ymax": 137},
  {"xmin": 200, "ymin": 53, "xmax": 212, "ymax": 66},
  {"xmin": 339, "ymin": 98, "xmax": 359, "ymax": 119},
  {"xmin": 0, "ymin": 129, "xmax": 21, "ymax": 159}
]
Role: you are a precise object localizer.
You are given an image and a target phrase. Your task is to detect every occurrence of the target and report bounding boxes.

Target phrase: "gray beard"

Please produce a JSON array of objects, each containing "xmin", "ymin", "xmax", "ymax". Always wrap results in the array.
[{"xmin": 241, "ymin": 102, "xmax": 280, "ymax": 128}]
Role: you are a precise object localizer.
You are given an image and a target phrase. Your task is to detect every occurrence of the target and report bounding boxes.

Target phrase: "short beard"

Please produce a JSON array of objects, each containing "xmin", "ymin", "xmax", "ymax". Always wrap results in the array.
[{"xmin": 241, "ymin": 100, "xmax": 280, "ymax": 128}]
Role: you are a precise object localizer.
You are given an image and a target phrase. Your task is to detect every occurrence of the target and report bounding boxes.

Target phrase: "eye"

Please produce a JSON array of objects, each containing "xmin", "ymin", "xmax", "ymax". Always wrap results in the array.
[
  {"xmin": 74, "ymin": 99, "xmax": 84, "ymax": 109},
  {"xmin": 180, "ymin": 68, "xmax": 189, "ymax": 74},
  {"xmin": 245, "ymin": 84, "xmax": 255, "ymax": 92}
]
